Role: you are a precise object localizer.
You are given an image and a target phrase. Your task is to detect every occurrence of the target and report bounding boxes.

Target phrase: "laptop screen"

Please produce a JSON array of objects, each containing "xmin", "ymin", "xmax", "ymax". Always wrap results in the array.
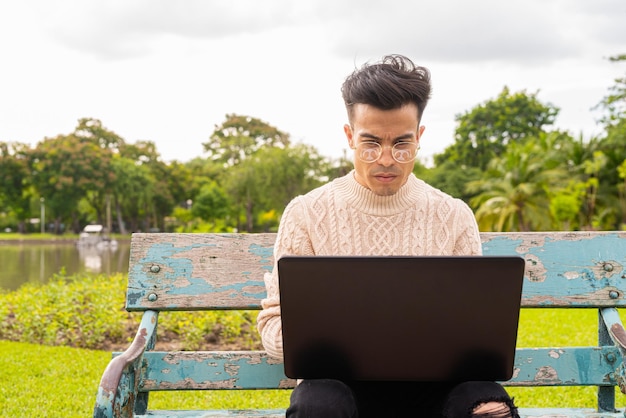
[{"xmin": 278, "ymin": 256, "xmax": 525, "ymax": 382}]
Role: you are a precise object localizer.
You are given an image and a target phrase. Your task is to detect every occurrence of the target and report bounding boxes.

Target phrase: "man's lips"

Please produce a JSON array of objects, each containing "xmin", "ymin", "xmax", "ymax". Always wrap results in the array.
[{"xmin": 373, "ymin": 173, "xmax": 398, "ymax": 182}]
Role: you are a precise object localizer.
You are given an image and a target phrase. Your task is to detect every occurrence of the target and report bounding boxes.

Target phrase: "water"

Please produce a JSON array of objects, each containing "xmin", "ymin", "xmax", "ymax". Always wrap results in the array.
[{"xmin": 0, "ymin": 241, "xmax": 131, "ymax": 291}]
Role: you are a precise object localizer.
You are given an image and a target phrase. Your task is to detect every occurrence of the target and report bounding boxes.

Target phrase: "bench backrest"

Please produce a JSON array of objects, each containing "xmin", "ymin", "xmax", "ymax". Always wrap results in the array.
[{"xmin": 126, "ymin": 231, "xmax": 626, "ymax": 311}]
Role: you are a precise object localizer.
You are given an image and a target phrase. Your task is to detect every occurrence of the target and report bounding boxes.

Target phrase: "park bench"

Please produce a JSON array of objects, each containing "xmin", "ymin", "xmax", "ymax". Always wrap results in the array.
[{"xmin": 94, "ymin": 231, "xmax": 626, "ymax": 418}]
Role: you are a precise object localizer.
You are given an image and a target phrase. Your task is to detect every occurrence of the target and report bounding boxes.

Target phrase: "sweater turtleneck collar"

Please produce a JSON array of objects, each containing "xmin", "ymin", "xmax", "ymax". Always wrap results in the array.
[{"xmin": 332, "ymin": 170, "xmax": 425, "ymax": 216}]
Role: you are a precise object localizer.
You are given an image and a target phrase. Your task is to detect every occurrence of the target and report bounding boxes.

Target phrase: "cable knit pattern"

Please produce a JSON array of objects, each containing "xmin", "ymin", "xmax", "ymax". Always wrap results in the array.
[{"xmin": 257, "ymin": 171, "xmax": 482, "ymax": 359}]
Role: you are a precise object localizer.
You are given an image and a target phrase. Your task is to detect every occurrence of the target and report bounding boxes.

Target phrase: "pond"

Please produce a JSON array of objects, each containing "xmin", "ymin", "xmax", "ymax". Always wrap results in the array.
[{"xmin": 0, "ymin": 241, "xmax": 131, "ymax": 291}]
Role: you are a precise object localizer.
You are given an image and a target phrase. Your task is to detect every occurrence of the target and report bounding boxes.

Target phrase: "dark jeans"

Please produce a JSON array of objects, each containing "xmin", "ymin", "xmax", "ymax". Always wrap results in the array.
[{"xmin": 286, "ymin": 380, "xmax": 519, "ymax": 418}]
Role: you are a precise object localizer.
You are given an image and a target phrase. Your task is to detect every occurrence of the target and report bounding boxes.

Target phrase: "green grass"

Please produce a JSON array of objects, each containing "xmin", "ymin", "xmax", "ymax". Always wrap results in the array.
[
  {"xmin": 0, "ymin": 232, "xmax": 79, "ymax": 241},
  {"xmin": 0, "ymin": 232, "xmax": 129, "ymax": 242},
  {"xmin": 0, "ymin": 341, "xmax": 290, "ymax": 418},
  {"xmin": 0, "ymin": 341, "xmax": 112, "ymax": 417}
]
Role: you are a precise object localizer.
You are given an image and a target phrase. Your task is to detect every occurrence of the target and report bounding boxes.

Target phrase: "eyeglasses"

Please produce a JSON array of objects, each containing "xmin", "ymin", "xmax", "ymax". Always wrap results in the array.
[{"xmin": 353, "ymin": 141, "xmax": 419, "ymax": 164}]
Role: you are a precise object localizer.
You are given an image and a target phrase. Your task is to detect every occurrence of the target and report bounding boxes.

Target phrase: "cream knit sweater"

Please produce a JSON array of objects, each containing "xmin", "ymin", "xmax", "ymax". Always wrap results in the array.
[{"xmin": 257, "ymin": 171, "xmax": 482, "ymax": 360}]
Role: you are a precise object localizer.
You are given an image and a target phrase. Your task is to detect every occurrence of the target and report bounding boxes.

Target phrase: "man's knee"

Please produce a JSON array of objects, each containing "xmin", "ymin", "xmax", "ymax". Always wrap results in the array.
[
  {"xmin": 442, "ymin": 381, "xmax": 519, "ymax": 418},
  {"xmin": 287, "ymin": 379, "xmax": 357, "ymax": 418}
]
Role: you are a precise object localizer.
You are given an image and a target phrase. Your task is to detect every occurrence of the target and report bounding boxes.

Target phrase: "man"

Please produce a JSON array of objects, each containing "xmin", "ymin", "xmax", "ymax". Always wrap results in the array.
[{"xmin": 257, "ymin": 55, "xmax": 519, "ymax": 417}]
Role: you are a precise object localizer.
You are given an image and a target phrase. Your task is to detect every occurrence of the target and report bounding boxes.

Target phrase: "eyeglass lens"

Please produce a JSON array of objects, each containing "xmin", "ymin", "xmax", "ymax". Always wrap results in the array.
[{"xmin": 356, "ymin": 142, "xmax": 417, "ymax": 163}]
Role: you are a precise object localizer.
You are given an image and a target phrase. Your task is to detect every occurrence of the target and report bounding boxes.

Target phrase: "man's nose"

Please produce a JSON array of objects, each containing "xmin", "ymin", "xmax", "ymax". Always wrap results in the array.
[{"xmin": 377, "ymin": 145, "xmax": 395, "ymax": 166}]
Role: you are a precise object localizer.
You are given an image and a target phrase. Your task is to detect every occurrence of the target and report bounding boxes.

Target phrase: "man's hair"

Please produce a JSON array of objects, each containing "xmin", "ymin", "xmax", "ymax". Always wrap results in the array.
[{"xmin": 341, "ymin": 54, "xmax": 431, "ymax": 123}]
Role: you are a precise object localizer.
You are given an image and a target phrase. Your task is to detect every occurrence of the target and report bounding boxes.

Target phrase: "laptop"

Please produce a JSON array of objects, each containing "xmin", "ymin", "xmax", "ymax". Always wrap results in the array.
[{"xmin": 278, "ymin": 255, "xmax": 525, "ymax": 382}]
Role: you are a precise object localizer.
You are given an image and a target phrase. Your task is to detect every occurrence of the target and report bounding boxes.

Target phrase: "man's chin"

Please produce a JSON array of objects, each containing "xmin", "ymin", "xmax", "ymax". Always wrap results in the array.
[{"xmin": 371, "ymin": 185, "xmax": 399, "ymax": 196}]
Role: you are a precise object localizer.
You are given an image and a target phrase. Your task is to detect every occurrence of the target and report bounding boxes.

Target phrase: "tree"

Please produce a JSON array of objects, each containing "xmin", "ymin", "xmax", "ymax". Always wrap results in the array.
[
  {"xmin": 74, "ymin": 117, "xmax": 125, "ymax": 151},
  {"xmin": 468, "ymin": 132, "xmax": 569, "ymax": 231},
  {"xmin": 191, "ymin": 181, "xmax": 231, "ymax": 229},
  {"xmin": 323, "ymin": 149, "xmax": 354, "ymax": 181},
  {"xmin": 110, "ymin": 156, "xmax": 156, "ymax": 233},
  {"xmin": 435, "ymin": 87, "xmax": 559, "ymax": 171},
  {"xmin": 593, "ymin": 55, "xmax": 626, "ymax": 229},
  {"xmin": 596, "ymin": 54, "xmax": 626, "ymax": 127},
  {"xmin": 418, "ymin": 160, "xmax": 482, "ymax": 203},
  {"xmin": 29, "ymin": 133, "xmax": 115, "ymax": 233},
  {"xmin": 254, "ymin": 144, "xmax": 327, "ymax": 210},
  {"xmin": 203, "ymin": 114, "xmax": 290, "ymax": 166},
  {"xmin": 72, "ymin": 118, "xmax": 123, "ymax": 227},
  {"xmin": 223, "ymin": 144, "xmax": 326, "ymax": 232},
  {"xmin": 119, "ymin": 140, "xmax": 183, "ymax": 232},
  {"xmin": 0, "ymin": 142, "xmax": 33, "ymax": 233},
  {"xmin": 619, "ymin": 159, "xmax": 626, "ymax": 229},
  {"xmin": 549, "ymin": 185, "xmax": 585, "ymax": 231}
]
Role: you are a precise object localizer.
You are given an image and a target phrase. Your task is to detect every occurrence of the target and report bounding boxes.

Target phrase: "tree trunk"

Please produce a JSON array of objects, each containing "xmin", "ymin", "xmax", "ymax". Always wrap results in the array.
[
  {"xmin": 115, "ymin": 199, "xmax": 127, "ymax": 235},
  {"xmin": 246, "ymin": 200, "xmax": 253, "ymax": 232}
]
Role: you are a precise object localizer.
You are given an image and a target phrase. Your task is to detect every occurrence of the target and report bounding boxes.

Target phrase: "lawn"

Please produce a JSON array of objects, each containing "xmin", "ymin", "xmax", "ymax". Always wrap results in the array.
[
  {"xmin": 0, "ymin": 341, "xmax": 290, "ymax": 418},
  {"xmin": 0, "ymin": 341, "xmax": 113, "ymax": 417}
]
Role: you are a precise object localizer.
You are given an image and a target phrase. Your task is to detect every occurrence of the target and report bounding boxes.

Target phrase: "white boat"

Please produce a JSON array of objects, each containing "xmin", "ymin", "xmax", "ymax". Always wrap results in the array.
[{"xmin": 77, "ymin": 224, "xmax": 118, "ymax": 248}]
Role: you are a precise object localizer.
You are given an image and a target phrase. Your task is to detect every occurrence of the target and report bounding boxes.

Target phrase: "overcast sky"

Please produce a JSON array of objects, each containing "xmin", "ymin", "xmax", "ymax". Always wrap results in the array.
[{"xmin": 1, "ymin": 0, "xmax": 625, "ymax": 165}]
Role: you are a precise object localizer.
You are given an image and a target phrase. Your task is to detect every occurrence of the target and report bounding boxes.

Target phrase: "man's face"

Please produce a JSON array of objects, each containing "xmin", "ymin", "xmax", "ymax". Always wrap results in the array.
[{"xmin": 344, "ymin": 103, "xmax": 424, "ymax": 196}]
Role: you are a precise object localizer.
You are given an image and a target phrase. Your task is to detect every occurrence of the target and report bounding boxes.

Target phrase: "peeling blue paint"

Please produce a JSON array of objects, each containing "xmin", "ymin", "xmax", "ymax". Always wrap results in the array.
[
  {"xmin": 165, "ymin": 277, "xmax": 266, "ymax": 299},
  {"xmin": 510, "ymin": 347, "xmax": 619, "ymax": 386},
  {"xmin": 143, "ymin": 353, "xmax": 292, "ymax": 389},
  {"xmin": 482, "ymin": 234, "xmax": 626, "ymax": 307},
  {"xmin": 248, "ymin": 243, "xmax": 274, "ymax": 272},
  {"xmin": 130, "ymin": 242, "xmax": 213, "ymax": 289}
]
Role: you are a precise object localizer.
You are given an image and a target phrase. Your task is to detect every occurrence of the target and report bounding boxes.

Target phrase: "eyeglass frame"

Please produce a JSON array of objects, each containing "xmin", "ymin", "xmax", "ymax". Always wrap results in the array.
[{"xmin": 352, "ymin": 141, "xmax": 420, "ymax": 164}]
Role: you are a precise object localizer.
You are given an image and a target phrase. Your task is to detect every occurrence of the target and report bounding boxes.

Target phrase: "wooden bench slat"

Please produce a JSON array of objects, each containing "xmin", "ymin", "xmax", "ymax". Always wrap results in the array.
[
  {"xmin": 517, "ymin": 408, "xmax": 625, "ymax": 417},
  {"xmin": 126, "ymin": 232, "xmax": 626, "ymax": 311},
  {"xmin": 135, "ymin": 408, "xmax": 626, "ymax": 418},
  {"xmin": 136, "ymin": 410, "xmax": 286, "ymax": 417},
  {"xmin": 126, "ymin": 233, "xmax": 275, "ymax": 311},
  {"xmin": 507, "ymin": 347, "xmax": 621, "ymax": 386},
  {"xmin": 140, "ymin": 351, "xmax": 296, "ymax": 391},
  {"xmin": 481, "ymin": 232, "xmax": 626, "ymax": 308},
  {"xmin": 137, "ymin": 346, "xmax": 621, "ymax": 391}
]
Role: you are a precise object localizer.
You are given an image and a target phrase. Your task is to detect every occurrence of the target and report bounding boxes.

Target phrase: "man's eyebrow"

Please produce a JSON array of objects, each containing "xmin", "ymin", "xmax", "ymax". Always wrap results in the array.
[{"xmin": 358, "ymin": 132, "xmax": 415, "ymax": 141}]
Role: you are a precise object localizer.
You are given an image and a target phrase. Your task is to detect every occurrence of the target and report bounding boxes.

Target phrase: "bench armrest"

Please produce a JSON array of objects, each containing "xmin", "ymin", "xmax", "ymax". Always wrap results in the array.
[
  {"xmin": 601, "ymin": 307, "xmax": 626, "ymax": 394},
  {"xmin": 93, "ymin": 310, "xmax": 158, "ymax": 418},
  {"xmin": 602, "ymin": 308, "xmax": 626, "ymax": 350}
]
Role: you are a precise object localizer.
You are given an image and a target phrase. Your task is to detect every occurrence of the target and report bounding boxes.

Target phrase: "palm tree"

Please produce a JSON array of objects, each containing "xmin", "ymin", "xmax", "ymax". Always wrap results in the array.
[{"xmin": 467, "ymin": 133, "xmax": 569, "ymax": 232}]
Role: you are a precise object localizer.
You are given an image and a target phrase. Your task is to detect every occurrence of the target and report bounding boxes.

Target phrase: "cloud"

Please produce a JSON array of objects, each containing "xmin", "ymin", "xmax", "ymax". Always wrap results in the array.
[
  {"xmin": 308, "ymin": 0, "xmax": 626, "ymax": 66},
  {"xmin": 321, "ymin": 0, "xmax": 583, "ymax": 64},
  {"xmin": 569, "ymin": 0, "xmax": 626, "ymax": 50},
  {"xmin": 39, "ymin": 0, "xmax": 626, "ymax": 65},
  {"xmin": 43, "ymin": 0, "xmax": 310, "ymax": 60}
]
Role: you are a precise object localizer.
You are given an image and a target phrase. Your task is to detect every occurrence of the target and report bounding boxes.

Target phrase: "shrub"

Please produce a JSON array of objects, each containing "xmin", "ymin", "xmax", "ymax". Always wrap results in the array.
[
  {"xmin": 0, "ymin": 273, "xmax": 132, "ymax": 348},
  {"xmin": 0, "ymin": 273, "xmax": 261, "ymax": 350},
  {"xmin": 158, "ymin": 310, "xmax": 261, "ymax": 350}
]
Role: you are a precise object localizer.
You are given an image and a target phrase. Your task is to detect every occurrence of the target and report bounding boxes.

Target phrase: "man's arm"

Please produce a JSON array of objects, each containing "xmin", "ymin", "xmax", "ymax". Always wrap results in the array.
[
  {"xmin": 452, "ymin": 199, "xmax": 482, "ymax": 256},
  {"xmin": 257, "ymin": 197, "xmax": 314, "ymax": 359}
]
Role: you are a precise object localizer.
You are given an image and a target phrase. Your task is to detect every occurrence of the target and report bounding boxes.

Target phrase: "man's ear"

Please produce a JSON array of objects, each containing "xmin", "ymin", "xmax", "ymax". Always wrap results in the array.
[
  {"xmin": 417, "ymin": 125, "xmax": 425, "ymax": 148},
  {"xmin": 344, "ymin": 124, "xmax": 354, "ymax": 148}
]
